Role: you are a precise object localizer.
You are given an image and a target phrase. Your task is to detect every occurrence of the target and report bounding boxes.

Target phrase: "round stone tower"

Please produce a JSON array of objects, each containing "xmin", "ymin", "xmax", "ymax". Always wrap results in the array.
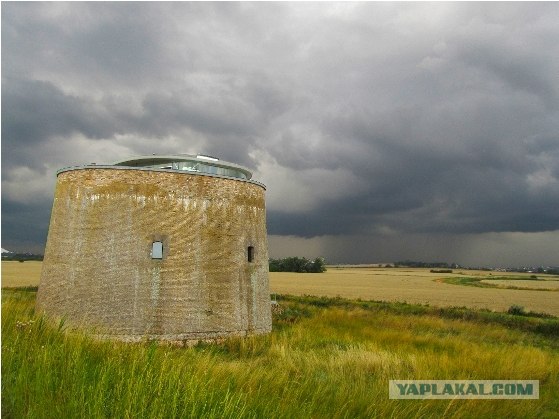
[{"xmin": 36, "ymin": 154, "xmax": 271, "ymax": 342}]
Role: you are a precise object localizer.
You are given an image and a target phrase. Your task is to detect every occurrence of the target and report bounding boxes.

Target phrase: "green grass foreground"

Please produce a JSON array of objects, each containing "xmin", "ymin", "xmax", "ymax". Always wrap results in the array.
[{"xmin": 2, "ymin": 289, "xmax": 558, "ymax": 418}]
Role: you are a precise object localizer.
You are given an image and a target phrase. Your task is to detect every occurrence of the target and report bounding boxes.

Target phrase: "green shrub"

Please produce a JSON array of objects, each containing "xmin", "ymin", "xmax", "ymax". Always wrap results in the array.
[{"xmin": 508, "ymin": 305, "xmax": 526, "ymax": 316}]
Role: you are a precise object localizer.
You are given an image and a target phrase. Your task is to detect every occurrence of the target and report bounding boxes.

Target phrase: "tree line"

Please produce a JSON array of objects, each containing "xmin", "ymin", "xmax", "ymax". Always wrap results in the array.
[
  {"xmin": 269, "ymin": 257, "xmax": 327, "ymax": 273},
  {"xmin": 393, "ymin": 260, "xmax": 460, "ymax": 269},
  {"xmin": 1, "ymin": 253, "xmax": 44, "ymax": 262}
]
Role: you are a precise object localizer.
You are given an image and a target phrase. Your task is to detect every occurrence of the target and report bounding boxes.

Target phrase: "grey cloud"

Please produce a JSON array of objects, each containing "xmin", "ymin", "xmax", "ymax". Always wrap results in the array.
[
  {"xmin": 2, "ymin": 78, "xmax": 115, "ymax": 146},
  {"xmin": 2, "ymin": 2, "xmax": 558, "ymax": 264},
  {"xmin": 2, "ymin": 2, "xmax": 175, "ymax": 89}
]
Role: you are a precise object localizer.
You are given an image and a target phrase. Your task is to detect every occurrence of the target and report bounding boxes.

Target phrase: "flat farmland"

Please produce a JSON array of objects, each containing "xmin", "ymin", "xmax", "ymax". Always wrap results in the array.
[
  {"xmin": 270, "ymin": 267, "xmax": 559, "ymax": 317},
  {"xmin": 3, "ymin": 261, "xmax": 558, "ymax": 316},
  {"xmin": 1, "ymin": 261, "xmax": 42, "ymax": 287}
]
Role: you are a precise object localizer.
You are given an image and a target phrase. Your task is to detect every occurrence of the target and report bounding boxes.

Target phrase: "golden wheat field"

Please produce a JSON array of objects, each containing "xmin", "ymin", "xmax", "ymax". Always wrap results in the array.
[
  {"xmin": 2, "ymin": 261, "xmax": 558, "ymax": 316},
  {"xmin": 1, "ymin": 261, "xmax": 43, "ymax": 288},
  {"xmin": 269, "ymin": 267, "xmax": 559, "ymax": 317}
]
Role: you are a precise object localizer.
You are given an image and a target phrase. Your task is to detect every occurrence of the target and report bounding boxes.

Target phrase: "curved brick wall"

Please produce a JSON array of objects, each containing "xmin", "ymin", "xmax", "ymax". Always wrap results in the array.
[{"xmin": 36, "ymin": 167, "xmax": 271, "ymax": 341}]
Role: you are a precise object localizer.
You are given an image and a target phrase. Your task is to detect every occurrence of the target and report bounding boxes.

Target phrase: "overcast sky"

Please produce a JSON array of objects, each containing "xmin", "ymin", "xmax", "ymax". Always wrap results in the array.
[{"xmin": 2, "ymin": 2, "xmax": 559, "ymax": 267}]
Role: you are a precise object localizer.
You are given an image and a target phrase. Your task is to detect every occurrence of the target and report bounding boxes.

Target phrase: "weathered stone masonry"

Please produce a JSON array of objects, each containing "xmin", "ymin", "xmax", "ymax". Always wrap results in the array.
[{"xmin": 36, "ymin": 163, "xmax": 272, "ymax": 342}]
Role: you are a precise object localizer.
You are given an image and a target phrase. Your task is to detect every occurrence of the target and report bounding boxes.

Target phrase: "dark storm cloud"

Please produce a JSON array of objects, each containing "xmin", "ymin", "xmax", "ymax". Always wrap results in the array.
[
  {"xmin": 2, "ymin": 2, "xmax": 173, "ymax": 87},
  {"xmin": 2, "ymin": 78, "xmax": 116, "ymax": 147},
  {"xmin": 1, "ymin": 199, "xmax": 51, "ymax": 254},
  {"xmin": 2, "ymin": 2, "xmax": 558, "ymax": 264}
]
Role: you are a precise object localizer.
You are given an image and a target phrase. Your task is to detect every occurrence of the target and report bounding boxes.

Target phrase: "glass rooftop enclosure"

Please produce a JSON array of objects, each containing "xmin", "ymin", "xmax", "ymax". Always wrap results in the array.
[{"xmin": 113, "ymin": 154, "xmax": 253, "ymax": 180}]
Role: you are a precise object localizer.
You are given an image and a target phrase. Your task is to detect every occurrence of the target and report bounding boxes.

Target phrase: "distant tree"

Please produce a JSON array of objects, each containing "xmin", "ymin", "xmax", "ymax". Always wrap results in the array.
[
  {"xmin": 309, "ymin": 257, "xmax": 326, "ymax": 273},
  {"xmin": 268, "ymin": 258, "xmax": 281, "ymax": 272}
]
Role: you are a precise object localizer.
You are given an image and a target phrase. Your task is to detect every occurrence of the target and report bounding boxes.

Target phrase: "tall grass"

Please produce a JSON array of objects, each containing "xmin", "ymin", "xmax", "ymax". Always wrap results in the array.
[{"xmin": 2, "ymin": 289, "xmax": 558, "ymax": 418}]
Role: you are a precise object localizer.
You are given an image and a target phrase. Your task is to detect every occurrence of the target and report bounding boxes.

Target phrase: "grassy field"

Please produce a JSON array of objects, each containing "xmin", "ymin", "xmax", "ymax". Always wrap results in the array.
[
  {"xmin": 3, "ymin": 262, "xmax": 558, "ymax": 316},
  {"xmin": 2, "ymin": 288, "xmax": 558, "ymax": 418}
]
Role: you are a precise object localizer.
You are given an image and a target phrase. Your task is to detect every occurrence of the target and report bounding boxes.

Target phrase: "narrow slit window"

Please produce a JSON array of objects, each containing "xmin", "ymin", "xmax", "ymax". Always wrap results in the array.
[
  {"xmin": 152, "ymin": 241, "xmax": 163, "ymax": 259},
  {"xmin": 247, "ymin": 246, "xmax": 255, "ymax": 263}
]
